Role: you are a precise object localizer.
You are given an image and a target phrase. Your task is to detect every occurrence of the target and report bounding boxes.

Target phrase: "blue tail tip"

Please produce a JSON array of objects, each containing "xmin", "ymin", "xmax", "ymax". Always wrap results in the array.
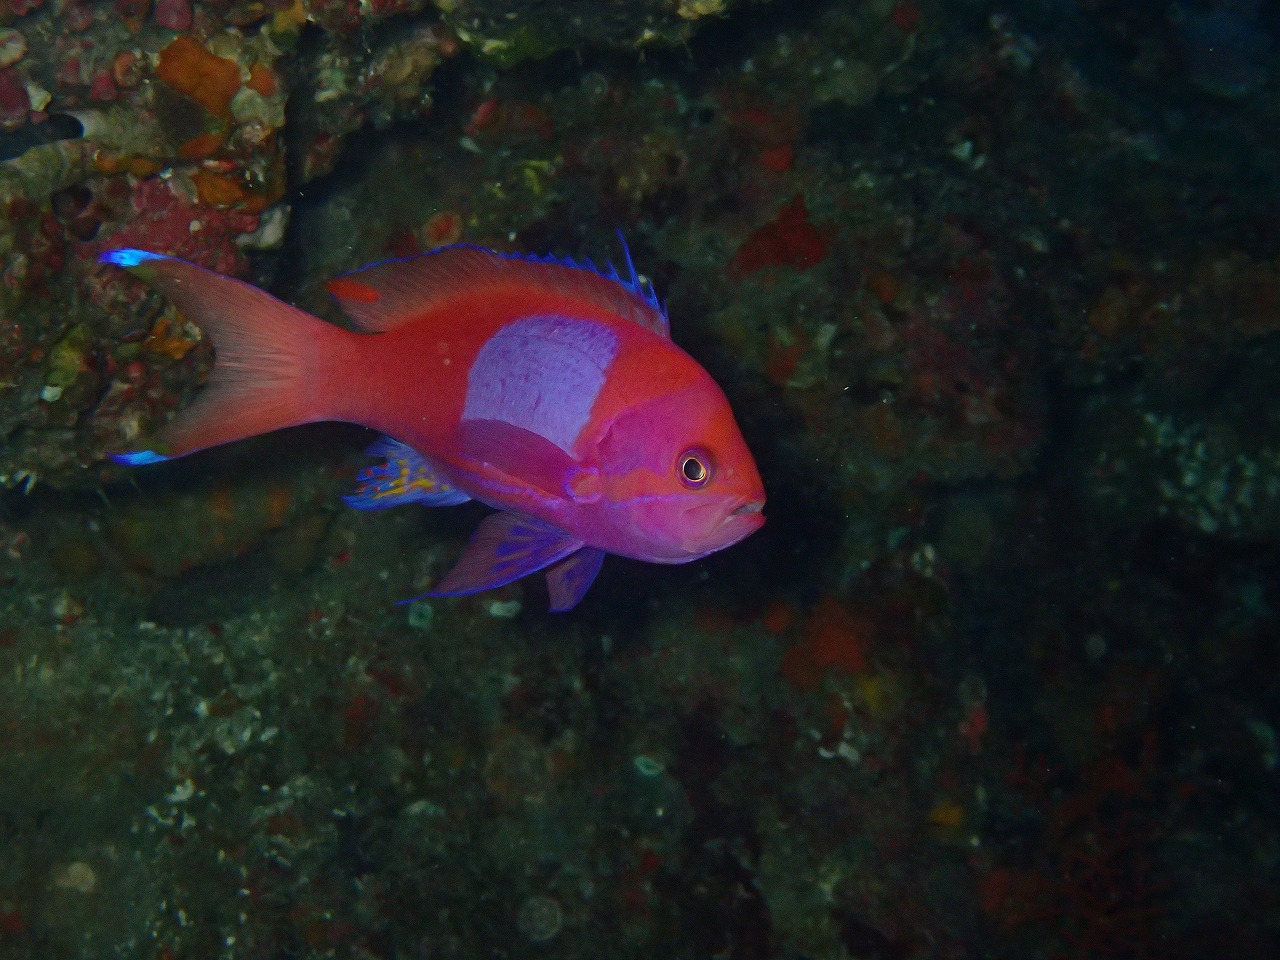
[
  {"xmin": 100, "ymin": 249, "xmax": 165, "ymax": 268},
  {"xmin": 111, "ymin": 449, "xmax": 170, "ymax": 466}
]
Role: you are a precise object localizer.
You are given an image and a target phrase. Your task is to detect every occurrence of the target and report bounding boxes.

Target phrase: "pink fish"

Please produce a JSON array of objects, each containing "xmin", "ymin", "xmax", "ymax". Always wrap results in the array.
[{"xmin": 101, "ymin": 244, "xmax": 765, "ymax": 610}]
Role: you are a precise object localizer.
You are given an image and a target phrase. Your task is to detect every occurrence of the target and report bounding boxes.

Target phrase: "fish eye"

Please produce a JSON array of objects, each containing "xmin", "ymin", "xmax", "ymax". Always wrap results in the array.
[{"xmin": 678, "ymin": 449, "xmax": 712, "ymax": 487}]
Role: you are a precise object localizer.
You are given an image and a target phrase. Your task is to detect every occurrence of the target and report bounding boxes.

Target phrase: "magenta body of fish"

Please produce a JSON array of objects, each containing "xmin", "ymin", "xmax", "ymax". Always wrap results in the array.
[{"xmin": 102, "ymin": 244, "xmax": 765, "ymax": 610}]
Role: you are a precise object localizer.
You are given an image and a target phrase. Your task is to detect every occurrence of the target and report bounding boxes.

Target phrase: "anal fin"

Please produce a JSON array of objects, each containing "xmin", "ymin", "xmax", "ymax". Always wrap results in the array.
[
  {"xmin": 401, "ymin": 511, "xmax": 581, "ymax": 602},
  {"xmin": 546, "ymin": 548, "xmax": 605, "ymax": 612}
]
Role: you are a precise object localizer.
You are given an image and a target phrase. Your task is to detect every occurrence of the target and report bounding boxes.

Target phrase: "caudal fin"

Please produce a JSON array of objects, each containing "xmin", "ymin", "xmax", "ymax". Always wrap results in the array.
[{"xmin": 102, "ymin": 249, "xmax": 345, "ymax": 463}]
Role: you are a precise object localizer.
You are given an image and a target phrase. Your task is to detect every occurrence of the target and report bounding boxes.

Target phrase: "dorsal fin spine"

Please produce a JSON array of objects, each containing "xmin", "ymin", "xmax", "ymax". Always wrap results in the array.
[{"xmin": 328, "ymin": 241, "xmax": 671, "ymax": 338}]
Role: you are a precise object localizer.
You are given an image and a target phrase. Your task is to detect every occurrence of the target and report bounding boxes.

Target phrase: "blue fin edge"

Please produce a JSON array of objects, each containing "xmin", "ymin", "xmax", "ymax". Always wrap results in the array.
[
  {"xmin": 334, "ymin": 240, "xmax": 668, "ymax": 323},
  {"xmin": 100, "ymin": 249, "xmax": 166, "ymax": 268},
  {"xmin": 110, "ymin": 450, "xmax": 170, "ymax": 466}
]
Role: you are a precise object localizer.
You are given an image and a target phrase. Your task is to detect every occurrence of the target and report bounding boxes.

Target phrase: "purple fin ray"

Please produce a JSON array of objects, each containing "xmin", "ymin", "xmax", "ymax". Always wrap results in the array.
[
  {"xmin": 343, "ymin": 437, "xmax": 470, "ymax": 510},
  {"xmin": 404, "ymin": 511, "xmax": 582, "ymax": 602},
  {"xmin": 545, "ymin": 548, "xmax": 605, "ymax": 612}
]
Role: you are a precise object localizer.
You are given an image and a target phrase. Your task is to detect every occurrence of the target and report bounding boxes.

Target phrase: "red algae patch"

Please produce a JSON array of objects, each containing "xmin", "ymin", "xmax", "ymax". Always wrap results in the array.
[
  {"xmin": 781, "ymin": 596, "xmax": 874, "ymax": 690},
  {"xmin": 246, "ymin": 62, "xmax": 278, "ymax": 97},
  {"xmin": 155, "ymin": 35, "xmax": 241, "ymax": 120},
  {"xmin": 191, "ymin": 168, "xmax": 248, "ymax": 208},
  {"xmin": 0, "ymin": 65, "xmax": 30, "ymax": 128},
  {"xmin": 421, "ymin": 210, "xmax": 464, "ymax": 248},
  {"xmin": 729, "ymin": 196, "xmax": 834, "ymax": 277}
]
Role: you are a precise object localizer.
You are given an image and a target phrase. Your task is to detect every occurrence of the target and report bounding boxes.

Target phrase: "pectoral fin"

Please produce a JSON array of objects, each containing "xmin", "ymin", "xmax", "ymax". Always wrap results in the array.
[{"xmin": 458, "ymin": 418, "xmax": 600, "ymax": 503}]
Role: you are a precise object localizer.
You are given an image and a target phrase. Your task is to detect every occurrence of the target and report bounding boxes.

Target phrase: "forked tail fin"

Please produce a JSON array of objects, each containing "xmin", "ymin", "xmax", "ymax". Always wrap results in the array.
[{"xmin": 101, "ymin": 249, "xmax": 348, "ymax": 464}]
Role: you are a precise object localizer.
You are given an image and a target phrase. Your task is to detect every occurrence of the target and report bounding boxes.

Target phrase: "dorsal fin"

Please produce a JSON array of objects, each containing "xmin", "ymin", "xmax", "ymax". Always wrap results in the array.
[{"xmin": 325, "ymin": 242, "xmax": 670, "ymax": 339}]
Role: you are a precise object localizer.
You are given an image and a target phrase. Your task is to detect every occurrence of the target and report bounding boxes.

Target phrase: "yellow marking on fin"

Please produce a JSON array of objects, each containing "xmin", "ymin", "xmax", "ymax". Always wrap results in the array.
[{"xmin": 363, "ymin": 457, "xmax": 451, "ymax": 501}]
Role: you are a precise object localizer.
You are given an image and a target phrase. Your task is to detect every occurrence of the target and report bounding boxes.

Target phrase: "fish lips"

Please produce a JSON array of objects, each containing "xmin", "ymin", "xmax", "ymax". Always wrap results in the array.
[
  {"xmin": 679, "ymin": 494, "xmax": 765, "ymax": 557},
  {"xmin": 722, "ymin": 495, "xmax": 766, "ymax": 539}
]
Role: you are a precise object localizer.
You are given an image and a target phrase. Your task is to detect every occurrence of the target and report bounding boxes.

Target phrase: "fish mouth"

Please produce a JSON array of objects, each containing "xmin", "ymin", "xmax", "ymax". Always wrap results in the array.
[
  {"xmin": 675, "ymin": 496, "xmax": 765, "ymax": 559},
  {"xmin": 716, "ymin": 497, "xmax": 765, "ymax": 540}
]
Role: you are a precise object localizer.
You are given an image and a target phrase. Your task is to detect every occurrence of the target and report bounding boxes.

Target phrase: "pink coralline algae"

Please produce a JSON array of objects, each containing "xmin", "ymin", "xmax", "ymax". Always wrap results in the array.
[
  {"xmin": 153, "ymin": 0, "xmax": 193, "ymax": 32},
  {"xmin": 63, "ymin": 1, "xmax": 95, "ymax": 32},
  {"xmin": 0, "ymin": 66, "xmax": 29, "ymax": 129},
  {"xmin": 88, "ymin": 69, "xmax": 118, "ymax": 103},
  {"xmin": 91, "ymin": 178, "xmax": 259, "ymax": 277},
  {"xmin": 6, "ymin": 0, "xmax": 45, "ymax": 17}
]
